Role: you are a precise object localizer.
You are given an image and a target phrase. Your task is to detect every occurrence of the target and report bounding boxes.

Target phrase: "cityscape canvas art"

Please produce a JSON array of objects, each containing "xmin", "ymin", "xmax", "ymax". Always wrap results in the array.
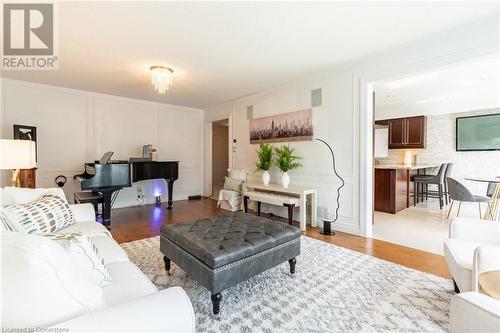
[{"xmin": 250, "ymin": 109, "xmax": 313, "ymax": 144}]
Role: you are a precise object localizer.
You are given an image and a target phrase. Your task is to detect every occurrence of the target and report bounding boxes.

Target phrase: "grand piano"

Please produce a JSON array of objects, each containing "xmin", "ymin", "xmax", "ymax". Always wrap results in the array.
[{"xmin": 75, "ymin": 155, "xmax": 179, "ymax": 227}]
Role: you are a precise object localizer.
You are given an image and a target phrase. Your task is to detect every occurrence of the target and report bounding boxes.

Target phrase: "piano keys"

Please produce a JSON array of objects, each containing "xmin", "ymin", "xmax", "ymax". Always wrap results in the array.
[{"xmin": 74, "ymin": 158, "xmax": 179, "ymax": 227}]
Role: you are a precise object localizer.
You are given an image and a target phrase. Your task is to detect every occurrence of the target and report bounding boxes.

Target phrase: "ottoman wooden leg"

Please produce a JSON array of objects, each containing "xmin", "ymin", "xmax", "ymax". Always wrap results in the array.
[
  {"xmin": 211, "ymin": 292, "xmax": 222, "ymax": 315},
  {"xmin": 163, "ymin": 256, "xmax": 171, "ymax": 273},
  {"xmin": 289, "ymin": 258, "xmax": 296, "ymax": 274},
  {"xmin": 257, "ymin": 201, "xmax": 261, "ymax": 216}
]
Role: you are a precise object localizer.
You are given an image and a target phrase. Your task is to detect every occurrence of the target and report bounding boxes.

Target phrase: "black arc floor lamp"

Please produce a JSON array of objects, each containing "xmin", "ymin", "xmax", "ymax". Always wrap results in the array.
[{"xmin": 315, "ymin": 138, "xmax": 345, "ymax": 236}]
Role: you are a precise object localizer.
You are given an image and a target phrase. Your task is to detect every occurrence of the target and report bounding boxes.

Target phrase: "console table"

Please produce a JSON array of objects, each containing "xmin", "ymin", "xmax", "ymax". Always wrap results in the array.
[{"xmin": 245, "ymin": 183, "xmax": 317, "ymax": 231}]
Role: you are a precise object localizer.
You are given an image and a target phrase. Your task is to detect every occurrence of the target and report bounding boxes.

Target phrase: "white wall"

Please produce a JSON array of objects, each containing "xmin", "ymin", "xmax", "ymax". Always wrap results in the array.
[
  {"xmin": 204, "ymin": 15, "xmax": 500, "ymax": 236},
  {"xmin": 0, "ymin": 79, "xmax": 204, "ymax": 208}
]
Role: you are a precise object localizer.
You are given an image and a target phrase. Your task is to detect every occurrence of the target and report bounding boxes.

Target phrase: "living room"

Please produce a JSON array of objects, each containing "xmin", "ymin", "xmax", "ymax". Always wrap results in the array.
[{"xmin": 1, "ymin": 2, "xmax": 499, "ymax": 332}]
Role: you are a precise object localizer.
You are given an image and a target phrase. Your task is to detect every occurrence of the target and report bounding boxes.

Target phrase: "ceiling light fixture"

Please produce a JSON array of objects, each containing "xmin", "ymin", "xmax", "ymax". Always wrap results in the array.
[{"xmin": 150, "ymin": 66, "xmax": 174, "ymax": 94}]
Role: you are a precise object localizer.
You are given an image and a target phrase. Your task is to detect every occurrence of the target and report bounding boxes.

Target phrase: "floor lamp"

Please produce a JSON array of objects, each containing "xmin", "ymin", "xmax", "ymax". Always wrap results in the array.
[
  {"xmin": 315, "ymin": 138, "xmax": 345, "ymax": 236},
  {"xmin": 0, "ymin": 139, "xmax": 36, "ymax": 187}
]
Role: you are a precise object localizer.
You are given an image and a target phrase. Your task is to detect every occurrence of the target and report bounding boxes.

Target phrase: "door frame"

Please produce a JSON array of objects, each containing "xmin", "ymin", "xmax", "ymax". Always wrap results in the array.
[{"xmin": 359, "ymin": 48, "xmax": 498, "ymax": 237}]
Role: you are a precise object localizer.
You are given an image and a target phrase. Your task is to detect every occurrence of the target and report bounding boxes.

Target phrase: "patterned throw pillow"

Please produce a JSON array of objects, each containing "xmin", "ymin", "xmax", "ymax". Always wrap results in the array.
[
  {"xmin": 45, "ymin": 232, "xmax": 112, "ymax": 287},
  {"xmin": 1, "ymin": 194, "xmax": 75, "ymax": 234}
]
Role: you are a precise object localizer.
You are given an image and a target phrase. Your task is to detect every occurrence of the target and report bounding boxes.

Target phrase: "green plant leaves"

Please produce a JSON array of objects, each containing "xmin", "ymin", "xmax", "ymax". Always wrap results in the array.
[
  {"xmin": 274, "ymin": 145, "xmax": 302, "ymax": 173},
  {"xmin": 255, "ymin": 143, "xmax": 303, "ymax": 172},
  {"xmin": 255, "ymin": 143, "xmax": 273, "ymax": 171}
]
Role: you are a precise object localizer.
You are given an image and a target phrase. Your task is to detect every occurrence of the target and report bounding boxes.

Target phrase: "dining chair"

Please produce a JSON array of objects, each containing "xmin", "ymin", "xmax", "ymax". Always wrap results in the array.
[
  {"xmin": 446, "ymin": 177, "xmax": 493, "ymax": 219},
  {"xmin": 486, "ymin": 176, "xmax": 500, "ymax": 198},
  {"xmin": 413, "ymin": 163, "xmax": 447, "ymax": 209}
]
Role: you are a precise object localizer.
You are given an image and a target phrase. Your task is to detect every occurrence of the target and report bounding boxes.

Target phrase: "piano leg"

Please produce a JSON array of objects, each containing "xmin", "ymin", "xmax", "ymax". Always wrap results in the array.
[
  {"xmin": 101, "ymin": 191, "xmax": 113, "ymax": 227},
  {"xmin": 167, "ymin": 179, "xmax": 174, "ymax": 209}
]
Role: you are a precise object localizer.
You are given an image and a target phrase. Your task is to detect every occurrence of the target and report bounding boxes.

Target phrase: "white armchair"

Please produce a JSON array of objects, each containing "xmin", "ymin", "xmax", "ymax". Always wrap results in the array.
[
  {"xmin": 443, "ymin": 217, "xmax": 500, "ymax": 292},
  {"xmin": 218, "ymin": 168, "xmax": 248, "ymax": 212}
]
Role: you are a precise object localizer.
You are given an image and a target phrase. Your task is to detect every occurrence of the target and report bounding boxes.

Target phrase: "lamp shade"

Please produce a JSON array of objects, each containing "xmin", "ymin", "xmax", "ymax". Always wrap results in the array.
[{"xmin": 0, "ymin": 139, "xmax": 36, "ymax": 169}]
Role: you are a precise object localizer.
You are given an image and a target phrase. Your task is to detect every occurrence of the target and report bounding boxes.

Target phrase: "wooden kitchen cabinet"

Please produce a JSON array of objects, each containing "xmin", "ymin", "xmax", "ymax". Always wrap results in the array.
[{"xmin": 387, "ymin": 116, "xmax": 426, "ymax": 149}]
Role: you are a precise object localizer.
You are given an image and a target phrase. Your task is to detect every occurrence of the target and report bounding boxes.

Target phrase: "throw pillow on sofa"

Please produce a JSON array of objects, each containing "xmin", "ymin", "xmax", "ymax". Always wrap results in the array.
[
  {"xmin": 45, "ymin": 232, "xmax": 113, "ymax": 287},
  {"xmin": 1, "ymin": 194, "xmax": 75, "ymax": 234},
  {"xmin": 1, "ymin": 232, "xmax": 104, "ymax": 328}
]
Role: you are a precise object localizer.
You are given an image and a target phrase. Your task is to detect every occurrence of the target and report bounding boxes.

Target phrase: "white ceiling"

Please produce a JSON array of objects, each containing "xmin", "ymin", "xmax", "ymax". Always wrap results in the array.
[
  {"xmin": 2, "ymin": 2, "xmax": 499, "ymax": 109},
  {"xmin": 374, "ymin": 56, "xmax": 500, "ymax": 119}
]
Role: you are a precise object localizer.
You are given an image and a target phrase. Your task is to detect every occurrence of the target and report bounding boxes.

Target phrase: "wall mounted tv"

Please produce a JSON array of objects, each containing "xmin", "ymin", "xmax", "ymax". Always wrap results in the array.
[{"xmin": 456, "ymin": 113, "xmax": 500, "ymax": 151}]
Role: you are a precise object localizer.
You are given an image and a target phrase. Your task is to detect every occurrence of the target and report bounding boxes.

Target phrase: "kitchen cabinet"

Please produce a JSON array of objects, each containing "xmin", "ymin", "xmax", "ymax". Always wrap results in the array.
[{"xmin": 387, "ymin": 116, "xmax": 426, "ymax": 149}]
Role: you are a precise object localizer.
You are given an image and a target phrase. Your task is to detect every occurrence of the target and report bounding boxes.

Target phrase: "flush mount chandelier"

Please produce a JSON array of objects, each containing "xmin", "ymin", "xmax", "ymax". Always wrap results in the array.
[{"xmin": 150, "ymin": 66, "xmax": 174, "ymax": 94}]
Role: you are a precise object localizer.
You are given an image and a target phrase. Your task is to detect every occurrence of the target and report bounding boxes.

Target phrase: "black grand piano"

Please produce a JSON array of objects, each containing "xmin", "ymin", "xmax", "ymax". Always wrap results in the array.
[{"xmin": 74, "ymin": 153, "xmax": 179, "ymax": 226}]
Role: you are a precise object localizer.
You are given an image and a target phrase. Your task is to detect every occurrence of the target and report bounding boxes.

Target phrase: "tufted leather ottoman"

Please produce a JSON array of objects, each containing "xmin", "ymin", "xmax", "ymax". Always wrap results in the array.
[{"xmin": 160, "ymin": 211, "xmax": 301, "ymax": 314}]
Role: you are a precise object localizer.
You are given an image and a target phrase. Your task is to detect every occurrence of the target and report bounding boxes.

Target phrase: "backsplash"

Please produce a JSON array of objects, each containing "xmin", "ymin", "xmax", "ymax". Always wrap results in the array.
[{"xmin": 376, "ymin": 108, "xmax": 500, "ymax": 193}]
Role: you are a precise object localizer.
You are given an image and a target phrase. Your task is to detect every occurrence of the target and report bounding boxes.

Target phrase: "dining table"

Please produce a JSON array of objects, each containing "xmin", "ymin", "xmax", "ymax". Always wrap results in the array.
[{"xmin": 465, "ymin": 176, "xmax": 500, "ymax": 221}]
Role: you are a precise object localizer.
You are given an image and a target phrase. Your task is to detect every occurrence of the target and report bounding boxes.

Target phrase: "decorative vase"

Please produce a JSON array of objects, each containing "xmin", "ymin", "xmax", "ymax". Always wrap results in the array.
[
  {"xmin": 262, "ymin": 170, "xmax": 270, "ymax": 185},
  {"xmin": 282, "ymin": 172, "xmax": 290, "ymax": 188}
]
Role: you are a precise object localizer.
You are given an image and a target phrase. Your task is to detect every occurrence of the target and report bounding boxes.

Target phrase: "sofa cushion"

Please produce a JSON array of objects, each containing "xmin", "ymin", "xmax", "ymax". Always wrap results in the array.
[
  {"xmin": 1, "ymin": 186, "xmax": 67, "ymax": 205},
  {"xmin": 102, "ymin": 262, "xmax": 157, "ymax": 306},
  {"xmin": 46, "ymin": 233, "xmax": 112, "ymax": 287},
  {"xmin": 88, "ymin": 235, "xmax": 130, "ymax": 264},
  {"xmin": 1, "ymin": 232, "xmax": 103, "ymax": 328},
  {"xmin": 58, "ymin": 221, "xmax": 112, "ymax": 238},
  {"xmin": 1, "ymin": 194, "xmax": 75, "ymax": 234}
]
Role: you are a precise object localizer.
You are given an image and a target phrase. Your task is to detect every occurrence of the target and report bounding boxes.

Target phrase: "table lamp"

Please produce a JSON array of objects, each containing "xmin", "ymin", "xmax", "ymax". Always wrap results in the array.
[{"xmin": 0, "ymin": 139, "xmax": 36, "ymax": 187}]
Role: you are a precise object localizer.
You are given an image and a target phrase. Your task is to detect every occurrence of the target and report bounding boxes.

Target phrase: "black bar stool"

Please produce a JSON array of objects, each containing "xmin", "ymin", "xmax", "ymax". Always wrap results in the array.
[{"xmin": 413, "ymin": 163, "xmax": 448, "ymax": 209}]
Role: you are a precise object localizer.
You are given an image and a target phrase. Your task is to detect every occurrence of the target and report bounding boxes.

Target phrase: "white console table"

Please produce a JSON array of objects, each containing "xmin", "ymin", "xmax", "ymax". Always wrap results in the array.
[{"xmin": 245, "ymin": 183, "xmax": 317, "ymax": 231}]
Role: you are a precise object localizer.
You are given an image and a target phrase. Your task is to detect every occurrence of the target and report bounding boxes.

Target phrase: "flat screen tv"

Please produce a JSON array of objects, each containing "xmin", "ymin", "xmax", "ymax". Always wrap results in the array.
[{"xmin": 456, "ymin": 113, "xmax": 500, "ymax": 151}]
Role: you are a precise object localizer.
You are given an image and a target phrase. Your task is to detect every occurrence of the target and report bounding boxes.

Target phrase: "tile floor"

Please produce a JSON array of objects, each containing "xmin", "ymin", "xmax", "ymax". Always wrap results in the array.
[{"xmin": 373, "ymin": 197, "xmax": 490, "ymax": 255}]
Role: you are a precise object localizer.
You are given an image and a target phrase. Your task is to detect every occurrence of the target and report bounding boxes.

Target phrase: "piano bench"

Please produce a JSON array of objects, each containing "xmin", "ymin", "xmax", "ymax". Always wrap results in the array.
[{"xmin": 74, "ymin": 191, "xmax": 104, "ymax": 215}]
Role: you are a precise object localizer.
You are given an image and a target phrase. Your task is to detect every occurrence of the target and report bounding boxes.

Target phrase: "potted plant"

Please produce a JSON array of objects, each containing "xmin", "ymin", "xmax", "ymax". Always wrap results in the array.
[
  {"xmin": 255, "ymin": 143, "xmax": 273, "ymax": 185},
  {"xmin": 274, "ymin": 145, "xmax": 302, "ymax": 188}
]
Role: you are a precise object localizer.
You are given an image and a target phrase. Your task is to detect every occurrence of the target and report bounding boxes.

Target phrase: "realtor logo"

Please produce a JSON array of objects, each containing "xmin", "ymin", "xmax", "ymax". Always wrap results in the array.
[{"xmin": 2, "ymin": 2, "xmax": 59, "ymax": 69}]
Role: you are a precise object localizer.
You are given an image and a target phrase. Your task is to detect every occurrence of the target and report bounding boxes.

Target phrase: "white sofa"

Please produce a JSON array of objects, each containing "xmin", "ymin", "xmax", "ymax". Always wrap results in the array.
[
  {"xmin": 443, "ymin": 217, "xmax": 500, "ymax": 292},
  {"xmin": 450, "ymin": 292, "xmax": 500, "ymax": 333},
  {"xmin": 1, "ymin": 187, "xmax": 195, "ymax": 332}
]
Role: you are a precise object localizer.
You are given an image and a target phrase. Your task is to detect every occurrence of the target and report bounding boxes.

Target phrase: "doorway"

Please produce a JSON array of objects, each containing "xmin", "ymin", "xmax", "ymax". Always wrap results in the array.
[{"xmin": 211, "ymin": 119, "xmax": 229, "ymax": 199}]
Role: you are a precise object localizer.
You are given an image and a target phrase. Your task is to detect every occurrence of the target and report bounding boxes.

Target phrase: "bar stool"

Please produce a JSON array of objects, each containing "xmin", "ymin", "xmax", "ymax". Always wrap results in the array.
[
  {"xmin": 413, "ymin": 163, "xmax": 447, "ymax": 209},
  {"xmin": 443, "ymin": 163, "xmax": 454, "ymax": 203}
]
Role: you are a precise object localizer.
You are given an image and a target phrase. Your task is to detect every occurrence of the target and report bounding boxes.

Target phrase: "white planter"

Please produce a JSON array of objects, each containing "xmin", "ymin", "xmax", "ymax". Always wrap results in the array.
[
  {"xmin": 262, "ymin": 170, "xmax": 270, "ymax": 185},
  {"xmin": 281, "ymin": 172, "xmax": 290, "ymax": 188}
]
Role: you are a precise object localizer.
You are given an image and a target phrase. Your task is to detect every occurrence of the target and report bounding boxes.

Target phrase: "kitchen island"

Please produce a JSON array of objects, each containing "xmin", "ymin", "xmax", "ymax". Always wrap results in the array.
[{"xmin": 374, "ymin": 164, "xmax": 438, "ymax": 214}]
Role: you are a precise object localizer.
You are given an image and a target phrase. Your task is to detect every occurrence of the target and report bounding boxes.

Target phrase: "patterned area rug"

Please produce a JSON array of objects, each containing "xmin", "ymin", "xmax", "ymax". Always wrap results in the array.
[{"xmin": 121, "ymin": 236, "xmax": 453, "ymax": 333}]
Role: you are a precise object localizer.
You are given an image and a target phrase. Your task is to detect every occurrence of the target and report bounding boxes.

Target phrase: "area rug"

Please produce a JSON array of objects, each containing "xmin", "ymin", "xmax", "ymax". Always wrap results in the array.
[{"xmin": 121, "ymin": 236, "xmax": 453, "ymax": 333}]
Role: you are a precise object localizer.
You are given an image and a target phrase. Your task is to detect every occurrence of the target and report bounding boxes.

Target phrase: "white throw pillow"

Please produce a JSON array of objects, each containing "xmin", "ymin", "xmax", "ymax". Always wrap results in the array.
[
  {"xmin": 1, "ymin": 194, "xmax": 75, "ymax": 234},
  {"xmin": 1, "ymin": 232, "xmax": 104, "ymax": 328},
  {"xmin": 45, "ymin": 232, "xmax": 113, "ymax": 287}
]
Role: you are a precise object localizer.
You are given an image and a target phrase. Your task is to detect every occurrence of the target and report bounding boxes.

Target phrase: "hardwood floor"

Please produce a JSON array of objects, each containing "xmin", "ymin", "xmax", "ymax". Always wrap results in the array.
[{"xmin": 109, "ymin": 198, "xmax": 451, "ymax": 279}]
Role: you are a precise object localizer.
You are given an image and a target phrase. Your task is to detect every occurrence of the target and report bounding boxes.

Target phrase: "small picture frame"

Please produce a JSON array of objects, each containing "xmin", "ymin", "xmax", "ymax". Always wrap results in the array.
[{"xmin": 13, "ymin": 124, "xmax": 37, "ymax": 162}]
